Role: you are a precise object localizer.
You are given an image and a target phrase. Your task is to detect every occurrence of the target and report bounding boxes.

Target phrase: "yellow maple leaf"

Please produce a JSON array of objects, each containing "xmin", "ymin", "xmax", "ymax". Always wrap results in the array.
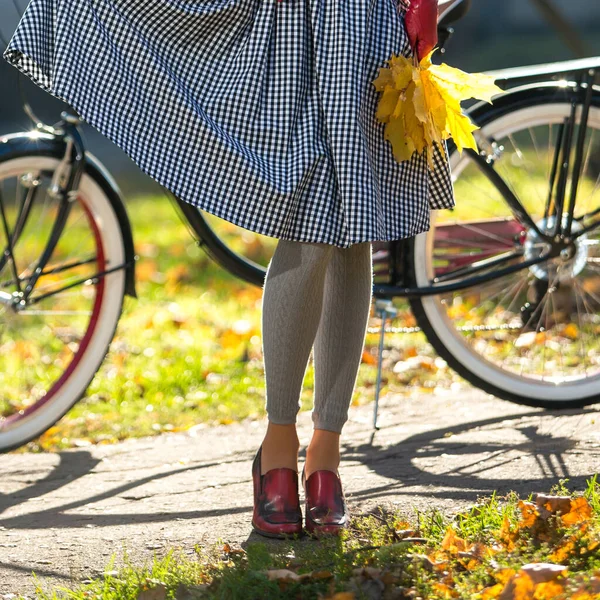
[
  {"xmin": 562, "ymin": 497, "xmax": 593, "ymax": 526},
  {"xmin": 384, "ymin": 118, "xmax": 414, "ymax": 163},
  {"xmin": 390, "ymin": 53, "xmax": 414, "ymax": 90},
  {"xmin": 445, "ymin": 104, "xmax": 479, "ymax": 153},
  {"xmin": 372, "ymin": 67, "xmax": 394, "ymax": 91},
  {"xmin": 404, "ymin": 82, "xmax": 427, "ymax": 154},
  {"xmin": 421, "ymin": 50, "xmax": 501, "ymax": 104},
  {"xmin": 392, "ymin": 88, "xmax": 407, "ymax": 120},
  {"xmin": 372, "ymin": 47, "xmax": 502, "ymax": 168},
  {"xmin": 376, "ymin": 85, "xmax": 400, "ymax": 122},
  {"xmin": 422, "ymin": 71, "xmax": 448, "ymax": 136}
]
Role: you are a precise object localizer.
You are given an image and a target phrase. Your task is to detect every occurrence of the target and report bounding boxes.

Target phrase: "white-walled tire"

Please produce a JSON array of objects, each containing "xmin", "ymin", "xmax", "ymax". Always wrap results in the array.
[
  {"xmin": 0, "ymin": 155, "xmax": 126, "ymax": 452},
  {"xmin": 410, "ymin": 92, "xmax": 600, "ymax": 408}
]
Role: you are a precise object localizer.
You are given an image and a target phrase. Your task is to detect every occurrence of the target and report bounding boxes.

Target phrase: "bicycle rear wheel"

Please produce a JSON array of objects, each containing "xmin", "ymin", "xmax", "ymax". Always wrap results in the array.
[
  {"xmin": 0, "ymin": 154, "xmax": 126, "ymax": 452},
  {"xmin": 410, "ymin": 87, "xmax": 600, "ymax": 408}
]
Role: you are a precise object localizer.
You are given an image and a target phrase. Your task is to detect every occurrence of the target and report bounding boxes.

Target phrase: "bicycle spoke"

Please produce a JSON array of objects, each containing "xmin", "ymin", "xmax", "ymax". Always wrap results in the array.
[{"xmin": 422, "ymin": 100, "xmax": 600, "ymax": 390}]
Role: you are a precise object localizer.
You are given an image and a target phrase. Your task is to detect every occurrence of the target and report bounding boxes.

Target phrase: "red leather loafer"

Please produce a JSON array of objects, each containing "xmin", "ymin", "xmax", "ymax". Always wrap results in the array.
[
  {"xmin": 302, "ymin": 466, "xmax": 350, "ymax": 537},
  {"xmin": 251, "ymin": 445, "xmax": 303, "ymax": 539}
]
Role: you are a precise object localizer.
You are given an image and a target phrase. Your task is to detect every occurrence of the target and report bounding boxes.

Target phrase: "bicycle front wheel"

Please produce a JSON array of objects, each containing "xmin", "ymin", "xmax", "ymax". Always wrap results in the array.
[
  {"xmin": 0, "ymin": 154, "xmax": 127, "ymax": 452},
  {"xmin": 410, "ymin": 86, "xmax": 600, "ymax": 408}
]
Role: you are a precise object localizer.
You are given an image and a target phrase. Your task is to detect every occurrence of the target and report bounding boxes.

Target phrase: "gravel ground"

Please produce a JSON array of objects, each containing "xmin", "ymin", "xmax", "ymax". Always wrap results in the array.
[{"xmin": 1, "ymin": 388, "xmax": 599, "ymax": 596}]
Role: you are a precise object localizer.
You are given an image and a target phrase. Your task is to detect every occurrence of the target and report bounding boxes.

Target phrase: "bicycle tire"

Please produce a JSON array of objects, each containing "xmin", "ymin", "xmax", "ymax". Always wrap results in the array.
[
  {"xmin": 0, "ymin": 150, "xmax": 128, "ymax": 452},
  {"xmin": 409, "ymin": 84, "xmax": 600, "ymax": 409}
]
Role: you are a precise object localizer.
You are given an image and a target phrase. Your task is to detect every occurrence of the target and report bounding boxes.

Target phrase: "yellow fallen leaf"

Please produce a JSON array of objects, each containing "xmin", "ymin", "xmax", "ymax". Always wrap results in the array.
[
  {"xmin": 441, "ymin": 527, "xmax": 470, "ymax": 554},
  {"xmin": 499, "ymin": 571, "xmax": 535, "ymax": 600},
  {"xmin": 562, "ymin": 497, "xmax": 593, "ymax": 526},
  {"xmin": 432, "ymin": 582, "xmax": 458, "ymax": 598},
  {"xmin": 549, "ymin": 537, "xmax": 576, "ymax": 562},
  {"xmin": 482, "ymin": 583, "xmax": 504, "ymax": 599},
  {"xmin": 533, "ymin": 580, "xmax": 565, "ymax": 599},
  {"xmin": 495, "ymin": 567, "xmax": 517, "ymax": 586},
  {"xmin": 563, "ymin": 323, "xmax": 579, "ymax": 339}
]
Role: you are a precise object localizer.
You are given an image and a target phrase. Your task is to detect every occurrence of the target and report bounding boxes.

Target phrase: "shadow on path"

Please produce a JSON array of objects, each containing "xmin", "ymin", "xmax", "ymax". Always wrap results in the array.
[
  {"xmin": 343, "ymin": 407, "xmax": 599, "ymax": 503},
  {"xmin": 2, "ymin": 407, "xmax": 598, "ymax": 531}
]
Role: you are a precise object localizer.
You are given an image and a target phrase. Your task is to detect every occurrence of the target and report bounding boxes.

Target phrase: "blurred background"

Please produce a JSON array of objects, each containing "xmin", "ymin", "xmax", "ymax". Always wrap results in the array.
[{"xmin": 1, "ymin": 0, "xmax": 599, "ymax": 192}]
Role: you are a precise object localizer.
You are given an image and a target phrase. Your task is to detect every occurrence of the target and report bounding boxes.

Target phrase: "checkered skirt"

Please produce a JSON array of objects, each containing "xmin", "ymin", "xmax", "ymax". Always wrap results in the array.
[{"xmin": 4, "ymin": 0, "xmax": 455, "ymax": 248}]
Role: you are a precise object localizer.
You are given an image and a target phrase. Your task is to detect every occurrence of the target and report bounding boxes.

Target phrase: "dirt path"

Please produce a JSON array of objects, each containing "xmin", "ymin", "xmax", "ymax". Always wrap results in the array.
[{"xmin": 2, "ymin": 389, "xmax": 599, "ymax": 596}]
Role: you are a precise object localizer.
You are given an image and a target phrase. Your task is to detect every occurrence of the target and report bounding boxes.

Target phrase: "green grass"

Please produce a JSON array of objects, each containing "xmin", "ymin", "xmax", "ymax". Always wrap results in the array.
[{"xmin": 27, "ymin": 477, "xmax": 600, "ymax": 599}]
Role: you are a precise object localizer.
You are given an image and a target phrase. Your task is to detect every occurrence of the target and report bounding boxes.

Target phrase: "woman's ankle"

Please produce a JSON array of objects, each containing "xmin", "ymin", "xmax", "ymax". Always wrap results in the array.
[
  {"xmin": 260, "ymin": 422, "xmax": 300, "ymax": 474},
  {"xmin": 305, "ymin": 429, "xmax": 341, "ymax": 479}
]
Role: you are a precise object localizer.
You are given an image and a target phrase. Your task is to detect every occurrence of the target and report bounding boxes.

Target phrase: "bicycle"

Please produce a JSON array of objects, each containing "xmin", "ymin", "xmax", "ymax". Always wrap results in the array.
[{"xmin": 1, "ymin": 0, "xmax": 599, "ymax": 452}]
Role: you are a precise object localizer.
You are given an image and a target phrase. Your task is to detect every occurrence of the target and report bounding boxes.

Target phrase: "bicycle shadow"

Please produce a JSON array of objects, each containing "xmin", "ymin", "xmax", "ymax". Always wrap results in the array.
[
  {"xmin": 341, "ymin": 407, "xmax": 600, "ymax": 505},
  {"xmin": 0, "ymin": 451, "xmax": 100, "ymax": 516},
  {"xmin": 1, "ymin": 408, "xmax": 598, "ymax": 531},
  {"xmin": 0, "ymin": 450, "xmax": 252, "ymax": 530}
]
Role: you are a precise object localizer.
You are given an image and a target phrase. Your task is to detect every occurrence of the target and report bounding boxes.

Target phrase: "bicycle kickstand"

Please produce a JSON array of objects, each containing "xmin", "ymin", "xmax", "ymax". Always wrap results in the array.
[{"xmin": 372, "ymin": 299, "xmax": 398, "ymax": 430}]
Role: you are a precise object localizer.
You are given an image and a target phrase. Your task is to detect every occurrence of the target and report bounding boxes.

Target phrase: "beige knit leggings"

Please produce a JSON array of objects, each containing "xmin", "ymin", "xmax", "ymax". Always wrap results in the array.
[{"xmin": 261, "ymin": 239, "xmax": 373, "ymax": 434}]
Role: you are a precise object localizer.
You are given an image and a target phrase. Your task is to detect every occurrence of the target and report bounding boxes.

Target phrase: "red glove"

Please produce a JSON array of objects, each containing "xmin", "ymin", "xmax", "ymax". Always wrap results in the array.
[{"xmin": 404, "ymin": 0, "xmax": 439, "ymax": 61}]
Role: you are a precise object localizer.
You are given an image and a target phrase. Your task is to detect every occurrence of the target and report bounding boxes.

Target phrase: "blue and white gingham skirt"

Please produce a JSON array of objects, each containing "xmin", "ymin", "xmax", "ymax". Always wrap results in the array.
[{"xmin": 4, "ymin": 0, "xmax": 455, "ymax": 248}]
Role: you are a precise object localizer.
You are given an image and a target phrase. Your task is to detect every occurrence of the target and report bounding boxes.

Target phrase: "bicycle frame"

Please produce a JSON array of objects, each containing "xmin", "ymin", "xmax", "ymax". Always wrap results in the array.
[
  {"xmin": 0, "ymin": 123, "xmax": 138, "ymax": 305},
  {"xmin": 372, "ymin": 60, "xmax": 600, "ymax": 300}
]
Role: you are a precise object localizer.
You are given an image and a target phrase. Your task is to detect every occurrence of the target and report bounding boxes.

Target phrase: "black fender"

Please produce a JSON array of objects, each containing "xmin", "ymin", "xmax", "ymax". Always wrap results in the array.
[
  {"xmin": 0, "ymin": 131, "xmax": 137, "ymax": 298},
  {"xmin": 465, "ymin": 81, "xmax": 600, "ymax": 128}
]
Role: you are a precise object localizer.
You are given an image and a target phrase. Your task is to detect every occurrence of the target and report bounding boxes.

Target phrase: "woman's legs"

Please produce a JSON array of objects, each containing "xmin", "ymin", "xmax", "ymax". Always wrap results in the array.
[
  {"xmin": 306, "ymin": 242, "xmax": 373, "ymax": 478},
  {"xmin": 260, "ymin": 239, "xmax": 335, "ymax": 474},
  {"xmin": 260, "ymin": 238, "xmax": 373, "ymax": 476}
]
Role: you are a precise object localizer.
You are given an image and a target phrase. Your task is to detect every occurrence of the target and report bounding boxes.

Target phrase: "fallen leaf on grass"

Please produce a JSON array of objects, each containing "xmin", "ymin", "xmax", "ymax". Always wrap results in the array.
[
  {"xmin": 497, "ymin": 564, "xmax": 568, "ymax": 600},
  {"xmin": 136, "ymin": 260, "xmax": 160, "ymax": 283},
  {"xmin": 265, "ymin": 568, "xmax": 303, "ymax": 582},
  {"xmin": 563, "ymin": 323, "xmax": 579, "ymax": 339},
  {"xmin": 498, "ymin": 571, "xmax": 536, "ymax": 600},
  {"xmin": 562, "ymin": 497, "xmax": 594, "ymax": 526},
  {"xmin": 518, "ymin": 500, "xmax": 540, "ymax": 528},
  {"xmin": 361, "ymin": 350, "xmax": 378, "ymax": 365},
  {"xmin": 481, "ymin": 583, "xmax": 505, "ymax": 599},
  {"xmin": 549, "ymin": 535, "xmax": 577, "ymax": 563},
  {"xmin": 137, "ymin": 582, "xmax": 167, "ymax": 600},
  {"xmin": 264, "ymin": 568, "xmax": 334, "ymax": 587},
  {"xmin": 533, "ymin": 580, "xmax": 566, "ymax": 599},
  {"xmin": 535, "ymin": 494, "xmax": 572, "ymax": 516},
  {"xmin": 441, "ymin": 526, "xmax": 471, "ymax": 554}
]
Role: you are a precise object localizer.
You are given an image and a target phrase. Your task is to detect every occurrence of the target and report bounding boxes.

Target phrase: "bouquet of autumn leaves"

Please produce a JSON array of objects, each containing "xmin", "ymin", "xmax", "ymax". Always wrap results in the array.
[{"xmin": 372, "ymin": 48, "xmax": 503, "ymax": 168}]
